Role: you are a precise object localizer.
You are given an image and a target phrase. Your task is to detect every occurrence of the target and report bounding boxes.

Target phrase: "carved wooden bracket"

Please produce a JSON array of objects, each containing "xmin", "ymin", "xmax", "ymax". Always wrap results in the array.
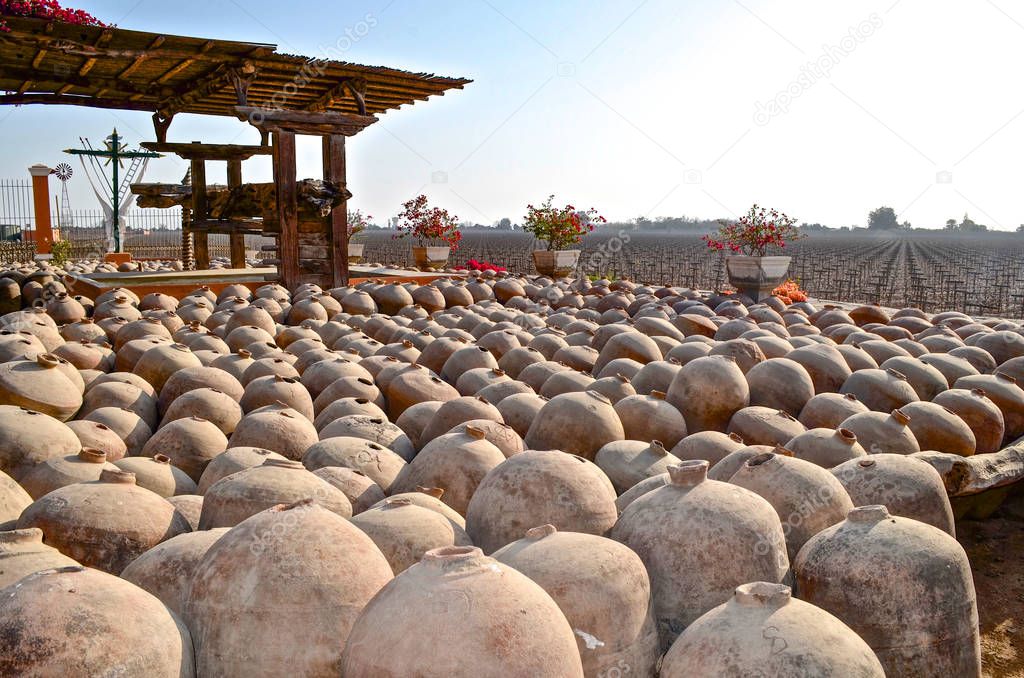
[
  {"xmin": 227, "ymin": 61, "xmax": 259, "ymax": 107},
  {"xmin": 152, "ymin": 111, "xmax": 174, "ymax": 144}
]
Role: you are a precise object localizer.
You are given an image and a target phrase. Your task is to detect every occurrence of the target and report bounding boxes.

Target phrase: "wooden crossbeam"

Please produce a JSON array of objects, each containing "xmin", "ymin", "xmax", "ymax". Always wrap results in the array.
[
  {"xmin": 78, "ymin": 29, "xmax": 114, "ymax": 76},
  {"xmin": 118, "ymin": 36, "xmax": 166, "ymax": 80}
]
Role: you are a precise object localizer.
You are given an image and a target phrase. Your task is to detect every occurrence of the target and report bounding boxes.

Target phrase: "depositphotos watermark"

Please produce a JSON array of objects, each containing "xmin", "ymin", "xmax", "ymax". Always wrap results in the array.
[{"xmin": 754, "ymin": 13, "xmax": 883, "ymax": 126}]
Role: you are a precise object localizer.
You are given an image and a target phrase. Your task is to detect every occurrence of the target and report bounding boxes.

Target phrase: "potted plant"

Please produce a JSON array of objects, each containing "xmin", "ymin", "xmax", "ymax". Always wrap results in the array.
[
  {"xmin": 523, "ymin": 195, "xmax": 605, "ymax": 278},
  {"xmin": 394, "ymin": 195, "xmax": 461, "ymax": 269},
  {"xmin": 702, "ymin": 204, "xmax": 803, "ymax": 302},
  {"xmin": 347, "ymin": 209, "xmax": 371, "ymax": 264}
]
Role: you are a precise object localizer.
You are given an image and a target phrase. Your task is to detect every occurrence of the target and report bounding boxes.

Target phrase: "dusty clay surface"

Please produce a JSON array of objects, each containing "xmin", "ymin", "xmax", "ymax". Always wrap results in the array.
[{"xmin": 959, "ymin": 496, "xmax": 1024, "ymax": 677}]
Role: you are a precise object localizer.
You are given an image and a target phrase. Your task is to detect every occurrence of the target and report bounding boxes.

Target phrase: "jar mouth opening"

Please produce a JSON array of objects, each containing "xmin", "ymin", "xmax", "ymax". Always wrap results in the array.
[
  {"xmin": 734, "ymin": 582, "xmax": 792, "ymax": 608},
  {"xmin": 422, "ymin": 545, "xmax": 483, "ymax": 565},
  {"xmin": 837, "ymin": 428, "xmax": 857, "ymax": 442}
]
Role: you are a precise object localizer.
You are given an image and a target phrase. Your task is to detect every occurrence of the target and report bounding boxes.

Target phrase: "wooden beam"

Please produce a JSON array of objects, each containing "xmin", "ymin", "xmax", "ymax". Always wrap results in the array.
[
  {"xmin": 0, "ymin": 93, "xmax": 156, "ymax": 111},
  {"xmin": 118, "ymin": 36, "xmax": 166, "ymax": 79},
  {"xmin": 140, "ymin": 141, "xmax": 271, "ymax": 161},
  {"xmin": 323, "ymin": 134, "xmax": 349, "ymax": 287},
  {"xmin": 78, "ymin": 28, "xmax": 114, "ymax": 77},
  {"xmin": 0, "ymin": 64, "xmax": 166, "ymax": 98},
  {"xmin": 307, "ymin": 76, "xmax": 366, "ymax": 115},
  {"xmin": 236, "ymin": 106, "xmax": 376, "ymax": 137},
  {"xmin": 227, "ymin": 159, "xmax": 246, "ymax": 269},
  {"xmin": 273, "ymin": 131, "xmax": 299, "ymax": 290},
  {"xmin": 191, "ymin": 158, "xmax": 209, "ymax": 270},
  {"xmin": 154, "ymin": 40, "xmax": 215, "ymax": 84}
]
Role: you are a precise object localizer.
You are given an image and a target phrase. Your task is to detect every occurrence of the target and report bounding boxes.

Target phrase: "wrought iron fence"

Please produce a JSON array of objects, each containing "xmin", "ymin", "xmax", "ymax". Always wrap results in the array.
[{"xmin": 0, "ymin": 179, "xmax": 35, "ymax": 241}]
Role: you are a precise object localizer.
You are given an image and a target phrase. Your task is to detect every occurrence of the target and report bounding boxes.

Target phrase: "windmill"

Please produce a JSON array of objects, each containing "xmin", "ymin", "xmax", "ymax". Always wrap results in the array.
[
  {"xmin": 64, "ymin": 129, "xmax": 162, "ymax": 253},
  {"xmin": 51, "ymin": 162, "xmax": 74, "ymax": 231}
]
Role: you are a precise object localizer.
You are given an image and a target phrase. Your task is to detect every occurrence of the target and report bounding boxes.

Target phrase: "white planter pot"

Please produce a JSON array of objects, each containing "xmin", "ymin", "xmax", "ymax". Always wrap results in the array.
[
  {"xmin": 725, "ymin": 255, "xmax": 792, "ymax": 302},
  {"xmin": 533, "ymin": 249, "xmax": 581, "ymax": 278},
  {"xmin": 412, "ymin": 246, "xmax": 450, "ymax": 269},
  {"xmin": 347, "ymin": 243, "xmax": 364, "ymax": 264}
]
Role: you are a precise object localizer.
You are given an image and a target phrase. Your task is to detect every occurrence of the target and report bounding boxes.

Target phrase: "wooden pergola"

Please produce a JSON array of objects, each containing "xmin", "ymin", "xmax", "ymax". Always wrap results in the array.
[{"xmin": 0, "ymin": 16, "xmax": 470, "ymax": 289}]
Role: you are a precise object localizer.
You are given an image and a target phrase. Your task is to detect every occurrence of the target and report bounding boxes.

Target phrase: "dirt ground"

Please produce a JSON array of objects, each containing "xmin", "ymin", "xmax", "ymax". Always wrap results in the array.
[{"xmin": 959, "ymin": 496, "xmax": 1024, "ymax": 677}]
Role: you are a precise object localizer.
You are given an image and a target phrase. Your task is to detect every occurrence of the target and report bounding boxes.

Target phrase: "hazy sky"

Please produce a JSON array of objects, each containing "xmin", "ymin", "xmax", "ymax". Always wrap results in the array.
[{"xmin": 2, "ymin": 0, "xmax": 1023, "ymax": 229}]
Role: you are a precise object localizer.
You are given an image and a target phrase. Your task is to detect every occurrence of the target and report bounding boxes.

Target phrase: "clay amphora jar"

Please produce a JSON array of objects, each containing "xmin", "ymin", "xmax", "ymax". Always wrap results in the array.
[
  {"xmin": 466, "ymin": 450, "xmax": 618, "ymax": 554},
  {"xmin": 447, "ymin": 419, "xmax": 524, "ymax": 458},
  {"xmin": 727, "ymin": 406, "xmax": 806, "ymax": 447},
  {"xmin": 113, "ymin": 316, "xmax": 173, "ymax": 351},
  {"xmin": 0, "ymin": 527, "xmax": 79, "ymax": 588},
  {"xmin": 0, "ymin": 353, "xmax": 82, "ymax": 420},
  {"xmin": 83, "ymin": 406, "xmax": 152, "ymax": 457},
  {"xmin": 52, "ymin": 340, "xmax": 113, "ymax": 372},
  {"xmin": 879, "ymin": 355, "xmax": 949, "ymax": 401},
  {"xmin": 497, "ymin": 345, "xmax": 546, "ymax": 378},
  {"xmin": 595, "ymin": 439, "xmax": 682, "ymax": 494},
  {"xmin": 839, "ymin": 367, "xmax": 919, "ymax": 413},
  {"xmin": 745, "ymin": 357, "xmax": 815, "ymax": 416},
  {"xmin": 199, "ymin": 458, "xmax": 352, "ymax": 528},
  {"xmin": 390, "ymin": 427, "xmax": 505, "ymax": 515},
  {"xmin": 18, "ymin": 448, "xmax": 119, "ymax": 499},
  {"xmin": 493, "ymin": 525, "xmax": 660, "ymax": 677},
  {"xmin": 312, "ymin": 467, "xmax": 385, "ymax": 514},
  {"xmin": 386, "ymin": 366, "xmax": 460, "ymax": 420},
  {"xmin": 525, "ymin": 390, "xmax": 625, "ymax": 461},
  {"xmin": 64, "ymin": 419, "xmax": 125, "ymax": 460},
  {"xmin": 350, "ymin": 497, "xmax": 473, "ymax": 573},
  {"xmin": 161, "ymin": 387, "xmax": 243, "ymax": 436},
  {"xmin": 188, "ymin": 501, "xmax": 393, "ymax": 676},
  {"xmin": 302, "ymin": 436, "xmax": 407, "ymax": 492},
  {"xmin": 0, "ymin": 405, "xmax": 80, "ymax": 481},
  {"xmin": 787, "ymin": 343, "xmax": 852, "ymax": 393},
  {"xmin": 784, "ymin": 427, "xmax": 867, "ymax": 468},
  {"xmin": 899, "ymin": 400, "xmax": 977, "ymax": 455},
  {"xmin": 17, "ymin": 469, "xmax": 190, "ymax": 574},
  {"xmin": 228, "ymin": 402, "xmax": 319, "ymax": 460},
  {"xmin": 114, "ymin": 454, "xmax": 197, "ymax": 497},
  {"xmin": 440, "ymin": 344, "xmax": 499, "ymax": 384},
  {"xmin": 341, "ymin": 545, "xmax": 584, "ymax": 677},
  {"xmin": 795, "ymin": 505, "xmax": 981, "ymax": 677},
  {"xmin": 132, "ymin": 342, "xmax": 203, "ymax": 392},
  {"xmin": 611, "ymin": 461, "xmax": 789, "ymax": 649},
  {"xmin": 670, "ymin": 430, "xmax": 746, "ymax": 466},
  {"xmin": 613, "ymin": 391, "xmax": 687, "ymax": 448},
  {"xmin": 588, "ymin": 373, "xmax": 638, "ymax": 404},
  {"xmin": 157, "ymin": 365, "xmax": 244, "ymax": 415},
  {"xmin": 241, "ymin": 374, "xmax": 314, "ymax": 420},
  {"xmin": 660, "ymin": 581, "xmax": 884, "ymax": 677},
  {"xmin": 121, "ymin": 528, "xmax": 229, "ymax": 618},
  {"xmin": 312, "ymin": 375, "xmax": 384, "ymax": 414},
  {"xmin": 314, "ymin": 396, "xmax": 388, "ymax": 432},
  {"xmin": 954, "ymin": 372, "xmax": 1024, "ymax": 443},
  {"xmin": 210, "ymin": 349, "xmax": 256, "ymax": 381},
  {"xmin": 729, "ymin": 452, "xmax": 855, "ymax": 561},
  {"xmin": 495, "ymin": 392, "xmax": 547, "ymax": 437},
  {"xmin": 798, "ymin": 392, "xmax": 869, "ymax": 429},
  {"xmin": 831, "ymin": 455, "xmax": 956, "ymax": 535},
  {"xmin": 840, "ymin": 409, "xmax": 921, "ymax": 455},
  {"xmin": 0, "ymin": 566, "xmax": 195, "ymax": 677},
  {"xmin": 930, "ymin": 389, "xmax": 1002, "ymax": 456},
  {"xmin": 418, "ymin": 395, "xmax": 502, "ymax": 447},
  {"xmin": 666, "ymin": 355, "xmax": 749, "ymax": 433},
  {"xmin": 196, "ymin": 446, "xmax": 285, "ymax": 494},
  {"xmin": 140, "ymin": 416, "xmax": 228, "ymax": 483},
  {"xmin": 375, "ymin": 486, "xmax": 467, "ymax": 528},
  {"xmin": 393, "ymin": 400, "xmax": 444, "ymax": 449},
  {"xmin": 318, "ymin": 414, "xmax": 415, "ymax": 461}
]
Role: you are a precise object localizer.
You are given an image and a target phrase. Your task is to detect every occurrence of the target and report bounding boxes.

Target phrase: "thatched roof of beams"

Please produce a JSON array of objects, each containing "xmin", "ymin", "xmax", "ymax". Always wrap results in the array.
[{"xmin": 0, "ymin": 16, "xmax": 471, "ymax": 123}]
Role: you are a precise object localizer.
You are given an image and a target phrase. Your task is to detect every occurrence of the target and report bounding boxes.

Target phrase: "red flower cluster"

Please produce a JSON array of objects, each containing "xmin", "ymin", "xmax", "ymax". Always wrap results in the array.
[
  {"xmin": 456, "ymin": 259, "xmax": 506, "ymax": 272},
  {"xmin": 772, "ymin": 278, "xmax": 808, "ymax": 304},
  {"xmin": 702, "ymin": 204, "xmax": 803, "ymax": 257},
  {"xmin": 1, "ymin": 0, "xmax": 107, "ymax": 32},
  {"xmin": 393, "ymin": 194, "xmax": 461, "ymax": 249},
  {"xmin": 523, "ymin": 195, "xmax": 606, "ymax": 251}
]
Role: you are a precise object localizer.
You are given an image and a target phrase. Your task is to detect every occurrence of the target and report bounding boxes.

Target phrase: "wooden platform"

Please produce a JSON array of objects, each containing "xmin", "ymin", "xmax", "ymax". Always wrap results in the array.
[{"xmin": 64, "ymin": 266, "xmax": 463, "ymax": 299}]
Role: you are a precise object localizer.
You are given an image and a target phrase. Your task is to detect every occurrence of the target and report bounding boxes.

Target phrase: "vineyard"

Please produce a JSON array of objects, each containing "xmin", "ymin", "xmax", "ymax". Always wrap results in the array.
[{"xmin": 358, "ymin": 230, "xmax": 1024, "ymax": 317}]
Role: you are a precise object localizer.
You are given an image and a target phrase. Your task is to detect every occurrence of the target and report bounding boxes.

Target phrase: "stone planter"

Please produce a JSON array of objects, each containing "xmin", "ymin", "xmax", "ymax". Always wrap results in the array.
[
  {"xmin": 725, "ymin": 255, "xmax": 791, "ymax": 302},
  {"xmin": 412, "ymin": 246, "xmax": 451, "ymax": 269},
  {"xmin": 347, "ymin": 243, "xmax": 365, "ymax": 265},
  {"xmin": 532, "ymin": 249, "xmax": 580, "ymax": 278}
]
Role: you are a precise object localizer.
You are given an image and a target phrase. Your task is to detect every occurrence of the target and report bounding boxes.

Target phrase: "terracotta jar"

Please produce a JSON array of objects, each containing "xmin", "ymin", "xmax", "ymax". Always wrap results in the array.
[
  {"xmin": 114, "ymin": 454, "xmax": 197, "ymax": 497},
  {"xmin": 81, "ymin": 380, "xmax": 159, "ymax": 430},
  {"xmin": 466, "ymin": 450, "xmax": 618, "ymax": 554},
  {"xmin": 199, "ymin": 457, "xmax": 352, "ymax": 529},
  {"xmin": 727, "ymin": 406, "xmax": 806, "ymax": 447},
  {"xmin": 418, "ymin": 395, "xmax": 503, "ymax": 447},
  {"xmin": 729, "ymin": 452, "xmax": 854, "ymax": 561},
  {"xmin": 611, "ymin": 461, "xmax": 789, "ymax": 650},
  {"xmin": 229, "ymin": 402, "xmax": 319, "ymax": 460},
  {"xmin": 525, "ymin": 390, "xmax": 625, "ymax": 461},
  {"xmin": 386, "ymin": 366, "xmax": 460, "ymax": 420},
  {"xmin": 795, "ymin": 505, "xmax": 981, "ymax": 677},
  {"xmin": 350, "ymin": 497, "xmax": 473, "ymax": 573},
  {"xmin": 1, "ymin": 468, "xmax": 33, "ymax": 523},
  {"xmin": 899, "ymin": 400, "xmax": 977, "ymax": 456},
  {"xmin": 17, "ymin": 469, "xmax": 190, "ymax": 574},
  {"xmin": 302, "ymin": 436, "xmax": 407, "ymax": 492},
  {"xmin": 318, "ymin": 415, "xmax": 415, "ymax": 461},
  {"xmin": 447, "ymin": 419, "xmax": 524, "ymax": 458},
  {"xmin": 831, "ymin": 455, "xmax": 955, "ymax": 535},
  {"xmin": 390, "ymin": 427, "xmax": 505, "ymax": 515},
  {"xmin": 494, "ymin": 526, "xmax": 660, "ymax": 677},
  {"xmin": 596, "ymin": 440, "xmax": 682, "ymax": 494},
  {"xmin": 784, "ymin": 427, "xmax": 867, "ymax": 468},
  {"xmin": 312, "ymin": 467, "xmax": 386, "ymax": 514},
  {"xmin": 787, "ymin": 344, "xmax": 852, "ymax": 394},
  {"xmin": 839, "ymin": 367, "xmax": 920, "ymax": 413},
  {"xmin": 0, "ymin": 353, "xmax": 82, "ymax": 421},
  {"xmin": 196, "ymin": 446, "xmax": 285, "ymax": 494},
  {"xmin": 840, "ymin": 409, "xmax": 920, "ymax": 456},
  {"xmin": 188, "ymin": 501, "xmax": 393, "ymax": 676},
  {"xmin": 666, "ymin": 355, "xmax": 750, "ymax": 433},
  {"xmin": 157, "ymin": 365, "xmax": 244, "ymax": 415},
  {"xmin": 64, "ymin": 420, "xmax": 126, "ymax": 461},
  {"xmin": 660, "ymin": 582, "xmax": 884, "ymax": 677},
  {"xmin": 83, "ymin": 406, "xmax": 152, "ymax": 457},
  {"xmin": 614, "ymin": 392, "xmax": 687, "ymax": 448},
  {"xmin": 670, "ymin": 430, "xmax": 746, "ymax": 466},
  {"xmin": 132, "ymin": 342, "xmax": 203, "ymax": 392},
  {"xmin": 141, "ymin": 416, "xmax": 228, "ymax": 483},
  {"xmin": 798, "ymin": 392, "xmax": 869, "ymax": 430},
  {"xmin": 745, "ymin": 357, "xmax": 815, "ymax": 416},
  {"xmin": 0, "ymin": 527, "xmax": 79, "ymax": 588},
  {"xmin": 880, "ymin": 356, "xmax": 949, "ymax": 401},
  {"xmin": 121, "ymin": 527, "xmax": 229, "ymax": 618},
  {"xmin": 161, "ymin": 387, "xmax": 243, "ymax": 436},
  {"xmin": 932, "ymin": 388, "xmax": 1005, "ymax": 454},
  {"xmin": 495, "ymin": 392, "xmax": 547, "ymax": 437},
  {"xmin": 18, "ymin": 448, "xmax": 119, "ymax": 499},
  {"xmin": 341, "ymin": 545, "xmax": 584, "ymax": 677},
  {"xmin": 0, "ymin": 566, "xmax": 195, "ymax": 677},
  {"xmin": 374, "ymin": 487, "xmax": 467, "ymax": 529},
  {"xmin": 954, "ymin": 372, "xmax": 1024, "ymax": 443}
]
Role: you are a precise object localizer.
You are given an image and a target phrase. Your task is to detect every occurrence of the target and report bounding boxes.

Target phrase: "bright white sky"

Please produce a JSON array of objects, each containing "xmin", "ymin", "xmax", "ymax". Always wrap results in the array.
[{"xmin": 2, "ymin": 0, "xmax": 1023, "ymax": 229}]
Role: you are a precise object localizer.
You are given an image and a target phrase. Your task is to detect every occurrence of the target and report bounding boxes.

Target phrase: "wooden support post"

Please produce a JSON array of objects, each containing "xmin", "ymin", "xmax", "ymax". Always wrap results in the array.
[
  {"xmin": 28, "ymin": 164, "xmax": 54, "ymax": 255},
  {"xmin": 273, "ymin": 131, "xmax": 299, "ymax": 290},
  {"xmin": 226, "ymin": 159, "xmax": 246, "ymax": 269},
  {"xmin": 191, "ymin": 158, "xmax": 209, "ymax": 270},
  {"xmin": 323, "ymin": 134, "xmax": 349, "ymax": 287}
]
